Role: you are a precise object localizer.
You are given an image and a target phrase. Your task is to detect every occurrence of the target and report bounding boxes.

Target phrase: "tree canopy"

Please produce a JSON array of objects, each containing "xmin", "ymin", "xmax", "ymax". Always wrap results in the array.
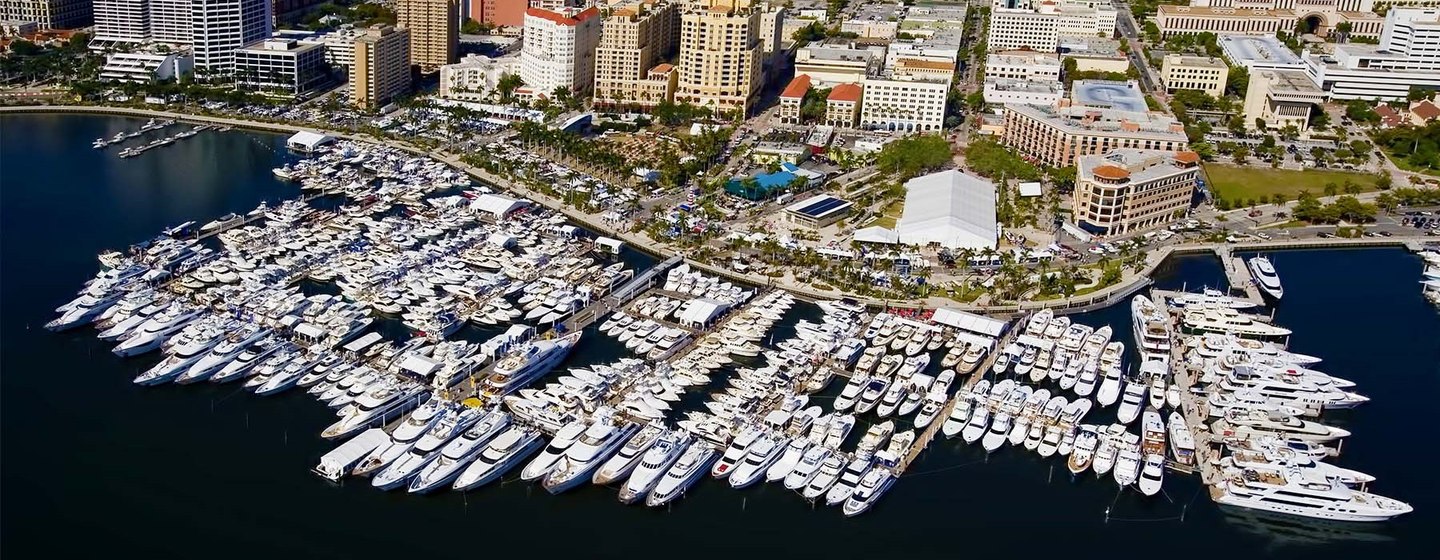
[{"xmin": 876, "ymin": 135, "xmax": 954, "ymax": 181}]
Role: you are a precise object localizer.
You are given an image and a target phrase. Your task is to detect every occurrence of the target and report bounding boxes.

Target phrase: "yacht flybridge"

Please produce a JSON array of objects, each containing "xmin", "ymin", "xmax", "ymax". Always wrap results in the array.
[{"xmin": 1246, "ymin": 256, "xmax": 1284, "ymax": 300}]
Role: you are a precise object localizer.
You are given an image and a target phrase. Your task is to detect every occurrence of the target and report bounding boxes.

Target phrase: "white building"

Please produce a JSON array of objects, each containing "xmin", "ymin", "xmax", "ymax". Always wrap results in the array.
[
  {"xmin": 794, "ymin": 41, "xmax": 885, "ymax": 87},
  {"xmin": 520, "ymin": 6, "xmax": 601, "ymax": 98},
  {"xmin": 983, "ymin": 78, "xmax": 1065, "ymax": 106},
  {"xmin": 98, "ymin": 49, "xmax": 193, "ymax": 82},
  {"xmin": 1303, "ymin": 8, "xmax": 1440, "ymax": 100},
  {"xmin": 1218, "ymin": 34, "xmax": 1305, "ymax": 73},
  {"xmin": 860, "ymin": 65, "xmax": 951, "ymax": 132},
  {"xmin": 315, "ymin": 26, "xmax": 365, "ymax": 69},
  {"xmin": 896, "ymin": 169, "xmax": 998, "ymax": 250},
  {"xmin": 232, "ymin": 38, "xmax": 329, "ymax": 97},
  {"xmin": 93, "ymin": 0, "xmax": 190, "ymax": 44},
  {"xmin": 191, "ymin": 0, "xmax": 272, "ymax": 74},
  {"xmin": 986, "ymin": 2, "xmax": 1117, "ymax": 52},
  {"xmin": 985, "ymin": 51, "xmax": 1061, "ymax": 82},
  {"xmin": 439, "ymin": 54, "xmax": 521, "ymax": 101}
]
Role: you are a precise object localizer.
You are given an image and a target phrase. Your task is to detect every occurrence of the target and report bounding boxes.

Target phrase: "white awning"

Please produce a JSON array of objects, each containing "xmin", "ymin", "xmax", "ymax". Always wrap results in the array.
[
  {"xmin": 930, "ymin": 308, "xmax": 1008, "ymax": 337},
  {"xmin": 294, "ymin": 322, "xmax": 326, "ymax": 340},
  {"xmin": 343, "ymin": 332, "xmax": 385, "ymax": 353},
  {"xmin": 676, "ymin": 298, "xmax": 729, "ymax": 326},
  {"xmin": 470, "ymin": 193, "xmax": 529, "ymax": 219},
  {"xmin": 1015, "ymin": 333, "xmax": 1054, "ymax": 351},
  {"xmin": 398, "ymin": 354, "xmax": 443, "ymax": 377},
  {"xmin": 286, "ymin": 131, "xmax": 334, "ymax": 152},
  {"xmin": 896, "ymin": 170, "xmax": 998, "ymax": 249},
  {"xmin": 853, "ymin": 226, "xmax": 899, "ymax": 244},
  {"xmin": 315, "ymin": 428, "xmax": 388, "ymax": 479}
]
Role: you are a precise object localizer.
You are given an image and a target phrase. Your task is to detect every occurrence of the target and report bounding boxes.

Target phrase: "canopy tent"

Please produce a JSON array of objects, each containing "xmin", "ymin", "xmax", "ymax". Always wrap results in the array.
[
  {"xmin": 896, "ymin": 170, "xmax": 998, "ymax": 250},
  {"xmin": 313, "ymin": 428, "xmax": 389, "ymax": 481},
  {"xmin": 853, "ymin": 226, "xmax": 899, "ymax": 245},
  {"xmin": 931, "ymin": 307, "xmax": 1008, "ymax": 337},
  {"xmin": 1015, "ymin": 334, "xmax": 1055, "ymax": 351},
  {"xmin": 675, "ymin": 298, "xmax": 730, "ymax": 327},
  {"xmin": 398, "ymin": 354, "xmax": 443, "ymax": 378},
  {"xmin": 470, "ymin": 193, "xmax": 529, "ymax": 220},
  {"xmin": 293, "ymin": 322, "xmax": 327, "ymax": 341},
  {"xmin": 342, "ymin": 332, "xmax": 386, "ymax": 355},
  {"xmin": 286, "ymin": 131, "xmax": 334, "ymax": 153}
]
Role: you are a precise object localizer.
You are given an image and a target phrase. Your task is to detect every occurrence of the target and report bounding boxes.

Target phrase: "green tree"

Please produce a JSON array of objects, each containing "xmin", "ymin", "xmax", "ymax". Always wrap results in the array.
[
  {"xmin": 1375, "ymin": 172, "xmax": 1393, "ymax": 190},
  {"xmin": 876, "ymin": 135, "xmax": 954, "ymax": 180}
]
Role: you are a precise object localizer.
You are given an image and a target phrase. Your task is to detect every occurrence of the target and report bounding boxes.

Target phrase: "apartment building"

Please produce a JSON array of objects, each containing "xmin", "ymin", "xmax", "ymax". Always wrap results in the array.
[
  {"xmin": 593, "ymin": 0, "xmax": 679, "ymax": 110},
  {"xmin": 985, "ymin": 51, "xmax": 1062, "ymax": 82},
  {"xmin": 352, "ymin": 24, "xmax": 412, "ymax": 110},
  {"xmin": 676, "ymin": 0, "xmax": 763, "ymax": 117},
  {"xmin": 398, "ymin": 0, "xmax": 458, "ymax": 72},
  {"xmin": 1073, "ymin": 149, "xmax": 1200, "ymax": 236},
  {"xmin": 520, "ymin": 6, "xmax": 601, "ymax": 97},
  {"xmin": 986, "ymin": 2, "xmax": 1117, "ymax": 52},
  {"xmin": 438, "ymin": 53, "xmax": 519, "ymax": 101},
  {"xmin": 778, "ymin": 73, "xmax": 811, "ymax": 124},
  {"xmin": 826, "ymin": 83, "xmax": 862, "ymax": 128}
]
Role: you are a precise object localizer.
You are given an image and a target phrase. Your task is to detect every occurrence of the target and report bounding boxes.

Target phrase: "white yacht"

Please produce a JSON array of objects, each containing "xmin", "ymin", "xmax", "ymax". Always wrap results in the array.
[
  {"xmin": 765, "ymin": 437, "xmax": 810, "ymax": 483},
  {"xmin": 519, "ymin": 420, "xmax": 587, "ymax": 481},
  {"xmin": 1117, "ymin": 377, "xmax": 1147, "ymax": 424},
  {"xmin": 728, "ymin": 434, "xmax": 785, "ymax": 489},
  {"xmin": 373, "ymin": 407, "xmax": 487, "ymax": 490},
  {"xmin": 1216, "ymin": 468, "xmax": 1412, "ymax": 522},
  {"xmin": 646, "ymin": 443, "xmax": 718, "ymax": 507},
  {"xmin": 1247, "ymin": 256, "xmax": 1284, "ymax": 300},
  {"xmin": 711, "ymin": 427, "xmax": 761, "ymax": 479},
  {"xmin": 408, "ymin": 410, "xmax": 511, "ymax": 494},
  {"xmin": 801, "ymin": 455, "xmax": 847, "ymax": 500},
  {"xmin": 1138, "ymin": 454, "xmax": 1166, "ymax": 496},
  {"xmin": 824, "ymin": 456, "xmax": 874, "ymax": 506},
  {"xmin": 321, "ymin": 382, "xmax": 429, "ymax": 440},
  {"xmin": 481, "ymin": 332, "xmax": 580, "ymax": 398},
  {"xmin": 544, "ymin": 420, "xmax": 639, "ymax": 494},
  {"xmin": 618, "ymin": 431, "xmax": 691, "ymax": 504},
  {"xmin": 842, "ymin": 467, "xmax": 896, "ymax": 517},
  {"xmin": 452, "ymin": 425, "xmax": 544, "ymax": 491},
  {"xmin": 594, "ymin": 424, "xmax": 665, "ymax": 486},
  {"xmin": 783, "ymin": 445, "xmax": 833, "ymax": 491}
]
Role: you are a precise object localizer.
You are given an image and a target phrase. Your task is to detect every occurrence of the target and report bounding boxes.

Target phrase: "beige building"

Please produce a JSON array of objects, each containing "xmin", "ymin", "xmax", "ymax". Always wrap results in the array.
[
  {"xmin": 1160, "ymin": 54, "xmax": 1228, "ymax": 98},
  {"xmin": 1073, "ymin": 149, "xmax": 1200, "ymax": 236},
  {"xmin": 778, "ymin": 74, "xmax": 811, "ymax": 124},
  {"xmin": 398, "ymin": 0, "xmax": 458, "ymax": 72},
  {"xmin": 593, "ymin": 0, "xmax": 679, "ymax": 110},
  {"xmin": 1155, "ymin": 2, "xmax": 1383, "ymax": 39},
  {"xmin": 1000, "ymin": 102, "xmax": 1189, "ymax": 168},
  {"xmin": 520, "ymin": 6, "xmax": 601, "ymax": 98},
  {"xmin": 676, "ymin": 0, "xmax": 763, "ymax": 117},
  {"xmin": 825, "ymin": 83, "xmax": 863, "ymax": 128},
  {"xmin": 352, "ymin": 25, "xmax": 413, "ymax": 110},
  {"xmin": 438, "ymin": 53, "xmax": 520, "ymax": 101},
  {"xmin": 1244, "ymin": 68, "xmax": 1325, "ymax": 132}
]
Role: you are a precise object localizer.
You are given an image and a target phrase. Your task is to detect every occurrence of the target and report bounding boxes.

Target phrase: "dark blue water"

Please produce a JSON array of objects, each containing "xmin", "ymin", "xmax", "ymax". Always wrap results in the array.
[{"xmin": 3, "ymin": 114, "xmax": 1437, "ymax": 559}]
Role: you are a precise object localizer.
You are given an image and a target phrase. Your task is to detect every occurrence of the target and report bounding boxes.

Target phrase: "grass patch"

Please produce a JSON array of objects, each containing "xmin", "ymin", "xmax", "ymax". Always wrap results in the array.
[
  {"xmin": 1204, "ymin": 165, "xmax": 1378, "ymax": 202},
  {"xmin": 1385, "ymin": 152, "xmax": 1440, "ymax": 177},
  {"xmin": 1266, "ymin": 219, "xmax": 1307, "ymax": 229},
  {"xmin": 866, "ymin": 199, "xmax": 905, "ymax": 228}
]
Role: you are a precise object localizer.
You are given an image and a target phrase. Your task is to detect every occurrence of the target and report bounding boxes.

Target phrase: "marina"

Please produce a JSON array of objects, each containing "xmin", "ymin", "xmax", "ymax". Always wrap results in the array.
[{"xmin": 5, "ymin": 114, "xmax": 1438, "ymax": 559}]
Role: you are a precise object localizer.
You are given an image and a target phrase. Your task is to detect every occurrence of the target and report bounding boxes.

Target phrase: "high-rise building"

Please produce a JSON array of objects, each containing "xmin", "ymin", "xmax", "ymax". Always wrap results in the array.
[
  {"xmin": 233, "ymin": 38, "xmax": 330, "ymax": 97},
  {"xmin": 93, "ymin": 0, "xmax": 269, "ymax": 74},
  {"xmin": 676, "ymin": 0, "xmax": 763, "ymax": 117},
  {"xmin": 191, "ymin": 0, "xmax": 274, "ymax": 74},
  {"xmin": 593, "ymin": 0, "xmax": 679, "ymax": 110},
  {"xmin": 398, "ymin": 0, "xmax": 458, "ymax": 72},
  {"xmin": 1303, "ymin": 7, "xmax": 1440, "ymax": 100},
  {"xmin": 519, "ymin": 6, "xmax": 600, "ymax": 98},
  {"xmin": 352, "ymin": 24, "xmax": 413, "ymax": 110},
  {"xmin": 1, "ymin": 0, "xmax": 93, "ymax": 29}
]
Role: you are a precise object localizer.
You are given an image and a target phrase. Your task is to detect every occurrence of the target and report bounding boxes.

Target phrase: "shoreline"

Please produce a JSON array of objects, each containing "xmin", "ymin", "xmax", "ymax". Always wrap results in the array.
[{"xmin": 4, "ymin": 105, "xmax": 1431, "ymax": 314}]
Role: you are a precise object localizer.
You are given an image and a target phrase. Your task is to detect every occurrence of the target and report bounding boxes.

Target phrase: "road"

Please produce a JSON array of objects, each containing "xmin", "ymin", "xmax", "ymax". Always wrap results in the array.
[{"xmin": 1114, "ymin": 3, "xmax": 1161, "ymax": 95}]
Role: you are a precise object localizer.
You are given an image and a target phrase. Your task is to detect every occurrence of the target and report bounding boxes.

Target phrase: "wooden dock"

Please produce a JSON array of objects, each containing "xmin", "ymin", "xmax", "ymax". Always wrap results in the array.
[
  {"xmin": 1153, "ymin": 288, "xmax": 1226, "ymax": 498},
  {"xmin": 1213, "ymin": 246, "xmax": 1264, "ymax": 305},
  {"xmin": 897, "ymin": 316, "xmax": 1021, "ymax": 472}
]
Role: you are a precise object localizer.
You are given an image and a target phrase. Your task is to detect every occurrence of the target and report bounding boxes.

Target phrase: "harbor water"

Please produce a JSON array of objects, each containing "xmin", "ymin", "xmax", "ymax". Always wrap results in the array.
[{"xmin": 2, "ymin": 114, "xmax": 1437, "ymax": 559}]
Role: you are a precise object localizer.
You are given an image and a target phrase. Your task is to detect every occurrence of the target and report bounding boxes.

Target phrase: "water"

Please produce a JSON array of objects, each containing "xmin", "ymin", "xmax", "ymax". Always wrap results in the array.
[{"xmin": 3, "ymin": 114, "xmax": 1437, "ymax": 559}]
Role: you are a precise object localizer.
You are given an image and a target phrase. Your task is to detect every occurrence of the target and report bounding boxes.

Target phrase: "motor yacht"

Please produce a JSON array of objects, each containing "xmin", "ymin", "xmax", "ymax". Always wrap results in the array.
[
  {"xmin": 519, "ymin": 420, "xmax": 587, "ymax": 481},
  {"xmin": 409, "ymin": 410, "xmax": 511, "ymax": 493},
  {"xmin": 544, "ymin": 419, "xmax": 639, "ymax": 494},
  {"xmin": 594, "ymin": 424, "xmax": 665, "ymax": 486},
  {"xmin": 618, "ymin": 431, "xmax": 691, "ymax": 504},
  {"xmin": 1247, "ymin": 256, "xmax": 1284, "ymax": 300},
  {"xmin": 1215, "ymin": 467, "xmax": 1412, "ymax": 522},
  {"xmin": 646, "ymin": 443, "xmax": 718, "ymax": 507},
  {"xmin": 452, "ymin": 425, "xmax": 544, "ymax": 491}
]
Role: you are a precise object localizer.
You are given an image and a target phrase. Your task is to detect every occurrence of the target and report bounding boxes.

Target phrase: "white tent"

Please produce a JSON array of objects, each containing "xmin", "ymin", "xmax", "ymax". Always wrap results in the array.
[
  {"xmin": 931, "ymin": 307, "xmax": 1008, "ymax": 337},
  {"xmin": 853, "ymin": 226, "xmax": 899, "ymax": 245},
  {"xmin": 286, "ymin": 130, "xmax": 334, "ymax": 153},
  {"xmin": 676, "ymin": 298, "xmax": 730, "ymax": 327},
  {"xmin": 398, "ymin": 354, "xmax": 443, "ymax": 378},
  {"xmin": 896, "ymin": 170, "xmax": 998, "ymax": 250},
  {"xmin": 470, "ymin": 193, "xmax": 529, "ymax": 219}
]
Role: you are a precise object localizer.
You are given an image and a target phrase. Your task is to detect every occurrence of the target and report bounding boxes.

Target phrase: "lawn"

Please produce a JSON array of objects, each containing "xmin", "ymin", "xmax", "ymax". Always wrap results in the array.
[
  {"xmin": 866, "ymin": 199, "xmax": 905, "ymax": 228},
  {"xmin": 1203, "ymin": 165, "xmax": 1378, "ymax": 203}
]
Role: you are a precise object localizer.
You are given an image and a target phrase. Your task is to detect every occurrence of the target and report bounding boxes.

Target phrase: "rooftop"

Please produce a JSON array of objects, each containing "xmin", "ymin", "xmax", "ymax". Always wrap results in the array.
[
  {"xmin": 780, "ymin": 74, "xmax": 812, "ymax": 99},
  {"xmin": 985, "ymin": 78, "xmax": 1064, "ymax": 94},
  {"xmin": 1257, "ymin": 69, "xmax": 1323, "ymax": 96},
  {"xmin": 1219, "ymin": 35, "xmax": 1302, "ymax": 67},
  {"xmin": 1072, "ymin": 80, "xmax": 1148, "ymax": 113},
  {"xmin": 785, "ymin": 194, "xmax": 853, "ymax": 220},
  {"xmin": 1008, "ymin": 103, "xmax": 1188, "ymax": 141},
  {"xmin": 988, "ymin": 51, "xmax": 1061, "ymax": 67},
  {"xmin": 1058, "ymin": 36, "xmax": 1123, "ymax": 57},
  {"xmin": 1163, "ymin": 54, "xmax": 1227, "ymax": 69},
  {"xmin": 1078, "ymin": 149, "xmax": 1200, "ymax": 184},
  {"xmin": 828, "ymin": 83, "xmax": 862, "ymax": 102}
]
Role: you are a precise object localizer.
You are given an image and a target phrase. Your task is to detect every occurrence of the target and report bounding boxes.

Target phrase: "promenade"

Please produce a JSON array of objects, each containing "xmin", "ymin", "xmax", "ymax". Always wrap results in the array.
[{"xmin": 7, "ymin": 105, "xmax": 1434, "ymax": 316}]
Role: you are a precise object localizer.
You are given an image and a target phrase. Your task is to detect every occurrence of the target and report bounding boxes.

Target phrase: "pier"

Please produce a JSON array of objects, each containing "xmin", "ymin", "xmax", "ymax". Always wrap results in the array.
[
  {"xmin": 1212, "ymin": 246, "xmax": 1264, "ymax": 305},
  {"xmin": 897, "ymin": 316, "xmax": 1022, "ymax": 473},
  {"xmin": 1151, "ymin": 288, "xmax": 1226, "ymax": 498}
]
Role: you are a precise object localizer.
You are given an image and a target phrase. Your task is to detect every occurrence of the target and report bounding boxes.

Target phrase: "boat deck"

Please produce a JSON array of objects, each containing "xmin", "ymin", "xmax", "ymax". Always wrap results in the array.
[{"xmin": 1153, "ymin": 289, "xmax": 1225, "ymax": 493}]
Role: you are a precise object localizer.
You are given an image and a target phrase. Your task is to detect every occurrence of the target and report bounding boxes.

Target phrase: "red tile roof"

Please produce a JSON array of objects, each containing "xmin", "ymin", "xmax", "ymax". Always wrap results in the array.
[
  {"xmin": 525, "ymin": 6, "xmax": 598, "ymax": 26},
  {"xmin": 780, "ymin": 74, "xmax": 812, "ymax": 99},
  {"xmin": 1412, "ymin": 100, "xmax": 1440, "ymax": 121},
  {"xmin": 827, "ymin": 83, "xmax": 862, "ymax": 103}
]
